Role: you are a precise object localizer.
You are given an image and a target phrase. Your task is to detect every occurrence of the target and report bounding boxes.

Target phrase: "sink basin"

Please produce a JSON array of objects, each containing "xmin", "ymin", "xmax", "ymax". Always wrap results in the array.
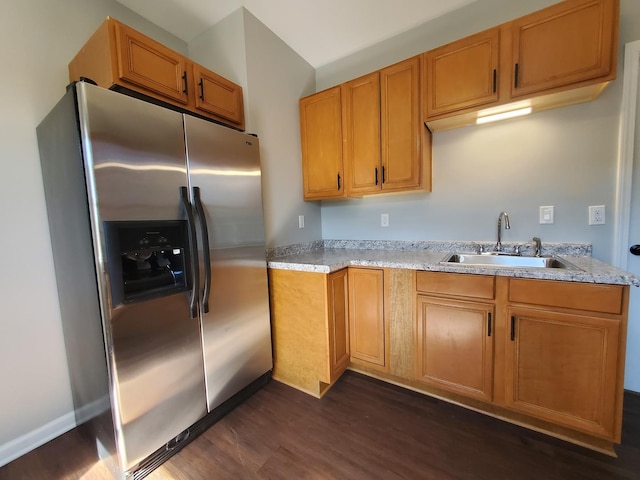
[{"xmin": 440, "ymin": 253, "xmax": 581, "ymax": 270}]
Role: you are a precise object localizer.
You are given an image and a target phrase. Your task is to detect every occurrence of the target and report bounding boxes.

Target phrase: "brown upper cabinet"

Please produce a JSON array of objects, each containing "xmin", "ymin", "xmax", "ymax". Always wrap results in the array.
[
  {"xmin": 343, "ymin": 57, "xmax": 425, "ymax": 196},
  {"xmin": 192, "ymin": 63, "xmax": 244, "ymax": 126},
  {"xmin": 300, "ymin": 57, "xmax": 431, "ymax": 201},
  {"xmin": 68, "ymin": 17, "xmax": 245, "ymax": 130},
  {"xmin": 424, "ymin": 28, "xmax": 501, "ymax": 118},
  {"xmin": 510, "ymin": 0, "xmax": 617, "ymax": 98},
  {"xmin": 300, "ymin": 86, "xmax": 346, "ymax": 201},
  {"xmin": 424, "ymin": 0, "xmax": 619, "ymax": 131}
]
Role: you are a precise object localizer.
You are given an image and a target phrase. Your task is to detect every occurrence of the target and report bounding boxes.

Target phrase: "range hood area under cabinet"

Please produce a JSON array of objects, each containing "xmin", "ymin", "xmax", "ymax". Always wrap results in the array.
[
  {"xmin": 299, "ymin": 0, "xmax": 619, "ymax": 201},
  {"xmin": 68, "ymin": 17, "xmax": 245, "ymax": 130}
]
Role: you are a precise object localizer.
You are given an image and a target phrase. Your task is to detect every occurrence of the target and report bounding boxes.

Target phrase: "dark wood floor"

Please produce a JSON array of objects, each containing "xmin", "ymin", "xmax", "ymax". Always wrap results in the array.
[{"xmin": 2, "ymin": 371, "xmax": 639, "ymax": 479}]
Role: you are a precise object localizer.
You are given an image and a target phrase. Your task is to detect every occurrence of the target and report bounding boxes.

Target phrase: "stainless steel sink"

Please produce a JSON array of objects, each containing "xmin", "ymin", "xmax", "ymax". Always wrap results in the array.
[{"xmin": 440, "ymin": 253, "xmax": 581, "ymax": 270}]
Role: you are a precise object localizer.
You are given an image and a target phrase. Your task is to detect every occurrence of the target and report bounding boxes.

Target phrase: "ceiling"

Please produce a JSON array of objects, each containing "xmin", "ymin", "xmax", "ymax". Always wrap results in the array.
[{"xmin": 115, "ymin": 0, "xmax": 477, "ymax": 68}]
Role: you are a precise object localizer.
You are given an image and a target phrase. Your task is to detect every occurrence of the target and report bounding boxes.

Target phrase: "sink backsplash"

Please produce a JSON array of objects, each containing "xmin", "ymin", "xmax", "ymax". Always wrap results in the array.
[{"xmin": 267, "ymin": 240, "xmax": 592, "ymax": 259}]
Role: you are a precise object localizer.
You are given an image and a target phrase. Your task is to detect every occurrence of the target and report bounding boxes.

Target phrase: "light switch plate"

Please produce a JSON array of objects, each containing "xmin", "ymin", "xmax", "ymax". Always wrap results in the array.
[
  {"xmin": 298, "ymin": 215, "xmax": 305, "ymax": 229},
  {"xmin": 539, "ymin": 206, "xmax": 554, "ymax": 224}
]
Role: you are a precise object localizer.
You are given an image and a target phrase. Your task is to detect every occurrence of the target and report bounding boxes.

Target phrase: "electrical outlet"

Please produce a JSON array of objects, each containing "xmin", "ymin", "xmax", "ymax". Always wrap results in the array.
[
  {"xmin": 381, "ymin": 213, "xmax": 389, "ymax": 227},
  {"xmin": 298, "ymin": 215, "xmax": 305, "ymax": 229},
  {"xmin": 539, "ymin": 206, "xmax": 554, "ymax": 224},
  {"xmin": 588, "ymin": 205, "xmax": 605, "ymax": 225}
]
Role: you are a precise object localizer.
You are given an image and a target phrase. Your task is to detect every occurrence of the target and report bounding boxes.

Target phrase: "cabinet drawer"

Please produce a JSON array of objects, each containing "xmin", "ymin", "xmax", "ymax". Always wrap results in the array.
[
  {"xmin": 416, "ymin": 272, "xmax": 495, "ymax": 300},
  {"xmin": 509, "ymin": 278, "xmax": 624, "ymax": 314}
]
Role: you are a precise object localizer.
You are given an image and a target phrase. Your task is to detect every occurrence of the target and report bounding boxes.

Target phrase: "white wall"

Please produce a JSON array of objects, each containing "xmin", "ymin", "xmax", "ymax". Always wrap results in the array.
[
  {"xmin": 242, "ymin": 10, "xmax": 321, "ymax": 248},
  {"xmin": 0, "ymin": 0, "xmax": 186, "ymax": 466},
  {"xmin": 190, "ymin": 8, "xmax": 321, "ymax": 248}
]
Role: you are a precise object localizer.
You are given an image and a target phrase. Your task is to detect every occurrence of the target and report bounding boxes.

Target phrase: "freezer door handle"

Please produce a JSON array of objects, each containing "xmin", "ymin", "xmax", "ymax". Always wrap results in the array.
[
  {"xmin": 180, "ymin": 186, "xmax": 199, "ymax": 318},
  {"xmin": 193, "ymin": 186, "xmax": 211, "ymax": 313}
]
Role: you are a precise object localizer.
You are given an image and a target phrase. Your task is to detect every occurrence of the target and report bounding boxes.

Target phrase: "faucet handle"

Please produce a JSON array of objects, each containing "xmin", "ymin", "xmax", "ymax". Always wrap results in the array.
[{"xmin": 513, "ymin": 245, "xmax": 521, "ymax": 255}]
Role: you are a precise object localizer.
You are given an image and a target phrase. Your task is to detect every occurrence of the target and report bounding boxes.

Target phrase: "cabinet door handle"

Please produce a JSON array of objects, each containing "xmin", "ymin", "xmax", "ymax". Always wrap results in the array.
[
  {"xmin": 375, "ymin": 167, "xmax": 379, "ymax": 185},
  {"xmin": 337, "ymin": 173, "xmax": 341, "ymax": 190},
  {"xmin": 487, "ymin": 312, "xmax": 492, "ymax": 337},
  {"xmin": 514, "ymin": 63, "xmax": 519, "ymax": 88},
  {"xmin": 492, "ymin": 69, "xmax": 497, "ymax": 93},
  {"xmin": 182, "ymin": 71, "xmax": 188, "ymax": 94},
  {"xmin": 198, "ymin": 78, "xmax": 205, "ymax": 101},
  {"xmin": 382, "ymin": 165, "xmax": 386, "ymax": 184},
  {"xmin": 510, "ymin": 315, "xmax": 516, "ymax": 341}
]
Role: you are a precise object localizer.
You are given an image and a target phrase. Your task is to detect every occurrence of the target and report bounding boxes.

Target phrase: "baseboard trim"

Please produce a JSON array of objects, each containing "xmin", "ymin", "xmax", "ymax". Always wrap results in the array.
[
  {"xmin": 0, "ymin": 411, "xmax": 75, "ymax": 468},
  {"xmin": 0, "ymin": 396, "xmax": 110, "ymax": 468}
]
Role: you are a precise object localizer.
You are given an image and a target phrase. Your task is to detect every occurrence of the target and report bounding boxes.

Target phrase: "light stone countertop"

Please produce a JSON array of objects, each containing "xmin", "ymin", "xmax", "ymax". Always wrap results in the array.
[{"xmin": 267, "ymin": 241, "xmax": 640, "ymax": 286}]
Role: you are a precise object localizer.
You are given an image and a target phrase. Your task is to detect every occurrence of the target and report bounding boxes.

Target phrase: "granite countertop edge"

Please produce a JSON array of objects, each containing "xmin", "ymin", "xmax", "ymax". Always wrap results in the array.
[{"xmin": 266, "ymin": 241, "xmax": 640, "ymax": 287}]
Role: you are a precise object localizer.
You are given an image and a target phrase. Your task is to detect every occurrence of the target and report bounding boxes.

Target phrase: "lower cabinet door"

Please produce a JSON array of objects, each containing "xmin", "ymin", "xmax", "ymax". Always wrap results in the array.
[
  {"xmin": 505, "ymin": 306, "xmax": 621, "ymax": 439},
  {"xmin": 328, "ymin": 269, "xmax": 350, "ymax": 381},
  {"xmin": 349, "ymin": 268, "xmax": 386, "ymax": 368},
  {"xmin": 416, "ymin": 296, "xmax": 494, "ymax": 402}
]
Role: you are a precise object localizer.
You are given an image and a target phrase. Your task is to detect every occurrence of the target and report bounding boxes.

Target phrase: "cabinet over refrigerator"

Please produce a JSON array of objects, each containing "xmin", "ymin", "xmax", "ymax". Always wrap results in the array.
[{"xmin": 37, "ymin": 81, "xmax": 273, "ymax": 479}]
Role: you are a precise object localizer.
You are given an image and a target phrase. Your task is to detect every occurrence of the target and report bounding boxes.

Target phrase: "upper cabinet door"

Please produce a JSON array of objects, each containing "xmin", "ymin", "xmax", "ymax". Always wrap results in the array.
[
  {"xmin": 342, "ymin": 72, "xmax": 381, "ymax": 196},
  {"xmin": 192, "ymin": 64, "xmax": 244, "ymax": 129},
  {"xmin": 511, "ymin": 0, "xmax": 618, "ymax": 98},
  {"xmin": 425, "ymin": 28, "xmax": 500, "ymax": 118},
  {"xmin": 114, "ymin": 21, "xmax": 189, "ymax": 105},
  {"xmin": 300, "ymin": 87, "xmax": 346, "ymax": 201},
  {"xmin": 381, "ymin": 56, "xmax": 421, "ymax": 192}
]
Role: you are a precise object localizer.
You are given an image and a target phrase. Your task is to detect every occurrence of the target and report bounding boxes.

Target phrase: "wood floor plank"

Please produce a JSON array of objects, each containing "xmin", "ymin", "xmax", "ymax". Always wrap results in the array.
[{"xmin": 1, "ymin": 372, "xmax": 639, "ymax": 479}]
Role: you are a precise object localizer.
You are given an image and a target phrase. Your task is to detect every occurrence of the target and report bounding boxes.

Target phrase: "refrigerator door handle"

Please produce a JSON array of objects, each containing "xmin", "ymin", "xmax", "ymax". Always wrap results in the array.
[
  {"xmin": 180, "ymin": 186, "xmax": 199, "ymax": 318},
  {"xmin": 192, "ymin": 186, "xmax": 211, "ymax": 313}
]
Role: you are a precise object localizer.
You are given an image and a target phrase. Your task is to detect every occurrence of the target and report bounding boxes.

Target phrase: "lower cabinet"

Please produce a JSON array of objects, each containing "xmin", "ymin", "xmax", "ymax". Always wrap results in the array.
[
  {"xmin": 269, "ymin": 266, "xmax": 628, "ymax": 452},
  {"xmin": 413, "ymin": 272, "xmax": 627, "ymax": 448},
  {"xmin": 328, "ymin": 268, "xmax": 350, "ymax": 379},
  {"xmin": 268, "ymin": 268, "xmax": 349, "ymax": 397},
  {"xmin": 415, "ymin": 272, "xmax": 496, "ymax": 401},
  {"xmin": 348, "ymin": 267, "xmax": 387, "ymax": 370},
  {"xmin": 504, "ymin": 278, "xmax": 626, "ymax": 440},
  {"xmin": 416, "ymin": 296, "xmax": 494, "ymax": 402}
]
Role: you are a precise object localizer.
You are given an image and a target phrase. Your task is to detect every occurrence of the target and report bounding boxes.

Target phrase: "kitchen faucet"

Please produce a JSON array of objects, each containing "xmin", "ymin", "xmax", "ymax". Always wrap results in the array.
[
  {"xmin": 532, "ymin": 236, "xmax": 542, "ymax": 257},
  {"xmin": 495, "ymin": 211, "xmax": 510, "ymax": 252}
]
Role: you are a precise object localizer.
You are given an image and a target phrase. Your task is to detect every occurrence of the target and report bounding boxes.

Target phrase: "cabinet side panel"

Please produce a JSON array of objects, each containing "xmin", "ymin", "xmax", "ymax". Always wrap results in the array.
[
  {"xmin": 68, "ymin": 20, "xmax": 115, "ymax": 88},
  {"xmin": 269, "ymin": 269, "xmax": 329, "ymax": 396}
]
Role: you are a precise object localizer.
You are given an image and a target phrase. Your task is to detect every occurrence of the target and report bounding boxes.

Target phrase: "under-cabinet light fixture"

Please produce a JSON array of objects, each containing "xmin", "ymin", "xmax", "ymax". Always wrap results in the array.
[{"xmin": 476, "ymin": 107, "xmax": 533, "ymax": 125}]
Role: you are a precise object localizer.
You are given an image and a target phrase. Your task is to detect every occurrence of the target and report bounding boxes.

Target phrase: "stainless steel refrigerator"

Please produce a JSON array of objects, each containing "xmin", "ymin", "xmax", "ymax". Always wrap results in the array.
[{"xmin": 37, "ymin": 81, "xmax": 273, "ymax": 479}]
